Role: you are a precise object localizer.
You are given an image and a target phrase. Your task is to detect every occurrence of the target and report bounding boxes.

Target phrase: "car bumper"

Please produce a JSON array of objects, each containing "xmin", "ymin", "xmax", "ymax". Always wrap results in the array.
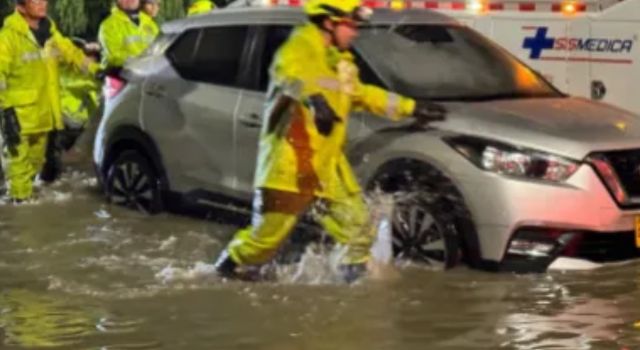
[{"xmin": 460, "ymin": 163, "xmax": 640, "ymax": 272}]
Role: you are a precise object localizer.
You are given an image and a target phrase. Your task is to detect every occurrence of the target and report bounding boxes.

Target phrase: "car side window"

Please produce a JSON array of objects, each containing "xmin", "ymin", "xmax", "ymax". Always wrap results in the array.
[
  {"xmin": 167, "ymin": 26, "xmax": 249, "ymax": 87},
  {"xmin": 253, "ymin": 25, "xmax": 387, "ymax": 92},
  {"xmin": 257, "ymin": 25, "xmax": 294, "ymax": 92},
  {"xmin": 167, "ymin": 29, "xmax": 199, "ymax": 71}
]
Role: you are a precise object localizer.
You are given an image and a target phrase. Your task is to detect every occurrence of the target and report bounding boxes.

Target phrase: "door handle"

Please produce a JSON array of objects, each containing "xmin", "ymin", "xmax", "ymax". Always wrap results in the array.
[{"xmin": 239, "ymin": 113, "xmax": 262, "ymax": 128}]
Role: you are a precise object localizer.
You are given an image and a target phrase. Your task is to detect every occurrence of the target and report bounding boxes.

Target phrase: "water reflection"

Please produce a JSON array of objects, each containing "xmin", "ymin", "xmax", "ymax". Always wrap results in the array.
[
  {"xmin": 0, "ymin": 289, "xmax": 97, "ymax": 348},
  {"xmin": 498, "ymin": 298, "xmax": 625, "ymax": 349},
  {"xmin": 0, "ymin": 171, "xmax": 639, "ymax": 349},
  {"xmin": 495, "ymin": 269, "xmax": 640, "ymax": 350}
]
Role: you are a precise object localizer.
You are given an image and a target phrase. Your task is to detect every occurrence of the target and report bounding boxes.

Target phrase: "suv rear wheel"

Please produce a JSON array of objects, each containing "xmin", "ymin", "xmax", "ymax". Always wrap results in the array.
[{"xmin": 105, "ymin": 150, "xmax": 163, "ymax": 214}]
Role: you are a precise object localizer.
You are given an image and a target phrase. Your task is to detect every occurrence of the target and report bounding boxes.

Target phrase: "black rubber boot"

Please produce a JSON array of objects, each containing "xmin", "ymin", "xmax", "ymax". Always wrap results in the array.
[
  {"xmin": 214, "ymin": 250, "xmax": 238, "ymax": 279},
  {"xmin": 339, "ymin": 264, "xmax": 367, "ymax": 284},
  {"xmin": 10, "ymin": 198, "xmax": 25, "ymax": 205},
  {"xmin": 40, "ymin": 131, "xmax": 62, "ymax": 184}
]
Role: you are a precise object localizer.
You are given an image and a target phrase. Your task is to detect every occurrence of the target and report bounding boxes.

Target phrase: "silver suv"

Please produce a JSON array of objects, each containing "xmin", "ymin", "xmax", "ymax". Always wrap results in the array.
[{"xmin": 93, "ymin": 6, "xmax": 640, "ymax": 272}]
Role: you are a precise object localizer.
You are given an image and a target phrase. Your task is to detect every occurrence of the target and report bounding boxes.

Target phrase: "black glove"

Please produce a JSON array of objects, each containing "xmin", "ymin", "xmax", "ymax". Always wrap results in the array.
[
  {"xmin": 308, "ymin": 94, "xmax": 341, "ymax": 136},
  {"xmin": 0, "ymin": 107, "xmax": 21, "ymax": 156},
  {"xmin": 413, "ymin": 100, "xmax": 447, "ymax": 124}
]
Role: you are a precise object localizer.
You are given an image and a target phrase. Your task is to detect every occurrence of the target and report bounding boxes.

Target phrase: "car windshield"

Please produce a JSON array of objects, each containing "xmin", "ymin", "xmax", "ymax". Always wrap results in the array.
[{"xmin": 355, "ymin": 24, "xmax": 562, "ymax": 101}]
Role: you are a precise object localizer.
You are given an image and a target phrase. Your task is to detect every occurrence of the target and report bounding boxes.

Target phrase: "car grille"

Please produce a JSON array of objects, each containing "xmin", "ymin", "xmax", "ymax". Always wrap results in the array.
[
  {"xmin": 601, "ymin": 149, "xmax": 640, "ymax": 198},
  {"xmin": 562, "ymin": 231, "xmax": 640, "ymax": 262}
]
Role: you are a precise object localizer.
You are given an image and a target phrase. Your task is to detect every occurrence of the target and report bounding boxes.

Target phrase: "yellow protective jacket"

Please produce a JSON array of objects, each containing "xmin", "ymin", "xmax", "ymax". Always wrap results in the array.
[
  {"xmin": 60, "ymin": 65, "xmax": 100, "ymax": 129},
  {"xmin": 0, "ymin": 12, "xmax": 98, "ymax": 134},
  {"xmin": 98, "ymin": 7, "xmax": 159, "ymax": 68},
  {"xmin": 187, "ymin": 0, "xmax": 215, "ymax": 16},
  {"xmin": 256, "ymin": 23, "xmax": 416, "ymax": 199}
]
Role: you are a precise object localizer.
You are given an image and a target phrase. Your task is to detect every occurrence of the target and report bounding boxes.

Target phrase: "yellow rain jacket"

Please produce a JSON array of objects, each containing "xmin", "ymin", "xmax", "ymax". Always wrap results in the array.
[
  {"xmin": 60, "ymin": 66, "xmax": 100, "ymax": 129},
  {"xmin": 98, "ymin": 7, "xmax": 159, "ymax": 68},
  {"xmin": 0, "ymin": 12, "xmax": 98, "ymax": 134},
  {"xmin": 187, "ymin": 0, "xmax": 215, "ymax": 16},
  {"xmin": 256, "ymin": 23, "xmax": 416, "ymax": 200}
]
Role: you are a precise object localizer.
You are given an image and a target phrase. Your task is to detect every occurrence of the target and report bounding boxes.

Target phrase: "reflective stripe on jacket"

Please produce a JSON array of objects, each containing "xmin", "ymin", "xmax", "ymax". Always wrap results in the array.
[{"xmin": 60, "ymin": 65, "xmax": 100, "ymax": 129}]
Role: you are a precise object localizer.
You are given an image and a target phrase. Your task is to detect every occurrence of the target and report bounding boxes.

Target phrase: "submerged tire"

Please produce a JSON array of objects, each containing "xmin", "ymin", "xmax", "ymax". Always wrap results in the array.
[
  {"xmin": 371, "ymin": 161, "xmax": 479, "ymax": 270},
  {"xmin": 105, "ymin": 150, "xmax": 163, "ymax": 214},
  {"xmin": 390, "ymin": 191, "xmax": 460, "ymax": 269}
]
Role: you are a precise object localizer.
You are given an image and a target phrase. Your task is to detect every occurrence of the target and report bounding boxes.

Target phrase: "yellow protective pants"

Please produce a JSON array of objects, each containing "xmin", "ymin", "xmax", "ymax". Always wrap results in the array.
[
  {"xmin": 227, "ymin": 184, "xmax": 374, "ymax": 266},
  {"xmin": 2, "ymin": 133, "xmax": 48, "ymax": 200}
]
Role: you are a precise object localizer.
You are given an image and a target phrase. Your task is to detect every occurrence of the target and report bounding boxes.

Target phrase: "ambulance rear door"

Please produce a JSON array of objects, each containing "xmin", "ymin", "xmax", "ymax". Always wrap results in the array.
[{"xmin": 587, "ymin": 16, "xmax": 638, "ymax": 112}]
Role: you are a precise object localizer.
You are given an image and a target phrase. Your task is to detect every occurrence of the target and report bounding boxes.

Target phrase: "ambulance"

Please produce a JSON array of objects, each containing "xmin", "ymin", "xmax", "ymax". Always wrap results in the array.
[{"xmin": 421, "ymin": 0, "xmax": 640, "ymax": 113}]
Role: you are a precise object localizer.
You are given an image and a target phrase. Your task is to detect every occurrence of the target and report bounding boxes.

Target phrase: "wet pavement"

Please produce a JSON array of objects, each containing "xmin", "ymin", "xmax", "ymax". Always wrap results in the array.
[{"xmin": 0, "ymin": 170, "xmax": 639, "ymax": 350}]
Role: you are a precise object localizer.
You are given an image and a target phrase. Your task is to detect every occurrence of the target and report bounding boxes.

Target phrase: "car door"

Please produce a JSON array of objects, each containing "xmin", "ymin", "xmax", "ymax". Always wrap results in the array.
[
  {"xmin": 233, "ymin": 25, "xmax": 293, "ymax": 199},
  {"xmin": 141, "ymin": 25, "xmax": 252, "ymax": 197}
]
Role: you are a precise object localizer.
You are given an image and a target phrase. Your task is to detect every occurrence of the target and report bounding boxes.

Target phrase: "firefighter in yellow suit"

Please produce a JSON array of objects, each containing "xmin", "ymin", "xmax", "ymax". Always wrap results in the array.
[
  {"xmin": 187, "ymin": 0, "xmax": 214, "ymax": 16},
  {"xmin": 214, "ymin": 0, "xmax": 445, "ymax": 282},
  {"xmin": 0, "ymin": 0, "xmax": 98, "ymax": 202},
  {"xmin": 99, "ymin": 0, "xmax": 159, "ymax": 69},
  {"xmin": 39, "ymin": 39, "xmax": 101, "ymax": 183},
  {"xmin": 60, "ymin": 52, "xmax": 100, "ymax": 136}
]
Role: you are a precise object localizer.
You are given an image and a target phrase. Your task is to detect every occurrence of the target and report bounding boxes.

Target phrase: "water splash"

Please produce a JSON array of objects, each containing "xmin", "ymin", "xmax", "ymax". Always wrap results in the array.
[
  {"xmin": 0, "ymin": 170, "xmax": 96, "ymax": 206},
  {"xmin": 158, "ymin": 235, "xmax": 178, "ymax": 251},
  {"xmin": 95, "ymin": 209, "xmax": 112, "ymax": 219},
  {"xmin": 155, "ymin": 262, "xmax": 218, "ymax": 285}
]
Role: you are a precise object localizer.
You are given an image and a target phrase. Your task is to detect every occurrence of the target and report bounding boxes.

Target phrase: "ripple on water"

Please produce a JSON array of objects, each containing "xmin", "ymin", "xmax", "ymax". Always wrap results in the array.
[{"xmin": 0, "ymin": 289, "xmax": 99, "ymax": 348}]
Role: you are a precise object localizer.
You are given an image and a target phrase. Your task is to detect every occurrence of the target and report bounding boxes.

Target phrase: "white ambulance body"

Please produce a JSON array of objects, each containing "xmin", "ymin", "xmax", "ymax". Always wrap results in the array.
[{"xmin": 432, "ymin": 0, "xmax": 640, "ymax": 113}]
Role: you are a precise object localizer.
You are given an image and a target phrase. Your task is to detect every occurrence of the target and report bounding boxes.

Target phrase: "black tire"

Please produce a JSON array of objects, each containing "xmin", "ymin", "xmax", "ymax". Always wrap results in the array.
[
  {"xmin": 372, "ymin": 161, "xmax": 477, "ymax": 270},
  {"xmin": 105, "ymin": 150, "xmax": 163, "ymax": 214},
  {"xmin": 390, "ymin": 191, "xmax": 460, "ymax": 269}
]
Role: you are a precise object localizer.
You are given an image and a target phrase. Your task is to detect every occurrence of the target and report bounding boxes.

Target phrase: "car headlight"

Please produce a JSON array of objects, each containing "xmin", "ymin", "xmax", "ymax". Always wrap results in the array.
[{"xmin": 445, "ymin": 136, "xmax": 579, "ymax": 182}]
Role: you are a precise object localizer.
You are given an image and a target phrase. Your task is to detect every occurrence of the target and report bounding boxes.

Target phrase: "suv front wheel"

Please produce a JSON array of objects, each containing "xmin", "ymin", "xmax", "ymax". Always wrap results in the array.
[
  {"xmin": 371, "ymin": 161, "xmax": 474, "ymax": 270},
  {"xmin": 391, "ymin": 191, "xmax": 460, "ymax": 269},
  {"xmin": 105, "ymin": 150, "xmax": 163, "ymax": 214}
]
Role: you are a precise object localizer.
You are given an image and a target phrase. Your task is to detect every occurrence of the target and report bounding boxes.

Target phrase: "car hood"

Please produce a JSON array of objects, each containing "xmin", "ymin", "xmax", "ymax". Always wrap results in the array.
[{"xmin": 442, "ymin": 97, "xmax": 640, "ymax": 159}]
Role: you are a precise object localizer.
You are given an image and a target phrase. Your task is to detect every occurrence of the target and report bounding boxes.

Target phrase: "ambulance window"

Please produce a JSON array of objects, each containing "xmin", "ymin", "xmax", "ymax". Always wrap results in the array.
[{"xmin": 168, "ymin": 26, "xmax": 249, "ymax": 87}]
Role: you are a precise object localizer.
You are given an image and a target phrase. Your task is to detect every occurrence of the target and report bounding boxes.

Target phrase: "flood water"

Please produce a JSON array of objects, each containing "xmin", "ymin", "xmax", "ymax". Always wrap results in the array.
[{"xmin": 0, "ymin": 170, "xmax": 639, "ymax": 350}]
